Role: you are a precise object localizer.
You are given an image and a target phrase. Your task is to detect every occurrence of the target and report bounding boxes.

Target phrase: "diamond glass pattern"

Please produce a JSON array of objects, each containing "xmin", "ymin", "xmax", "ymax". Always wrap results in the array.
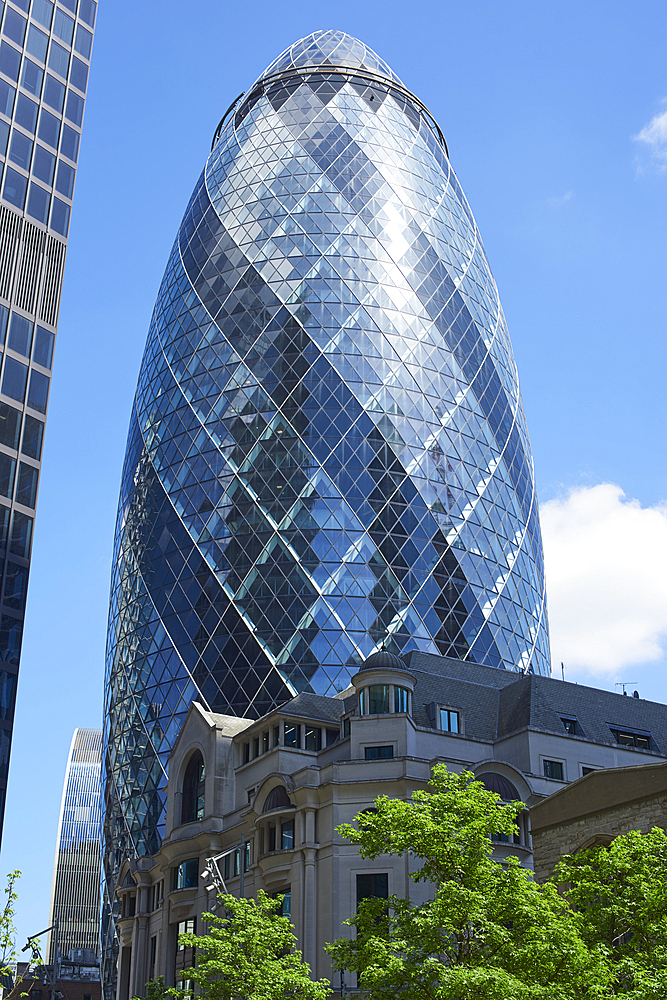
[{"xmin": 102, "ymin": 31, "xmax": 551, "ymax": 960}]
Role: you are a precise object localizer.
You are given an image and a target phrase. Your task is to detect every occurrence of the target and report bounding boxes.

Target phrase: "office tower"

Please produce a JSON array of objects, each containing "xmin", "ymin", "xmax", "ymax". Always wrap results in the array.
[
  {"xmin": 0, "ymin": 0, "xmax": 97, "ymax": 841},
  {"xmin": 102, "ymin": 29, "xmax": 550, "ymax": 980},
  {"xmin": 48, "ymin": 728, "xmax": 102, "ymax": 965}
]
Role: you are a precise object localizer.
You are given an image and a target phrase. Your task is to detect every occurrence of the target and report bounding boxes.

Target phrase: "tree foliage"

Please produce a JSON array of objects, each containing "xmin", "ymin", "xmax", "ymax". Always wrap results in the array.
[
  {"xmin": 326, "ymin": 765, "xmax": 617, "ymax": 999},
  {"xmin": 554, "ymin": 828, "xmax": 667, "ymax": 998},
  {"xmin": 167, "ymin": 890, "xmax": 331, "ymax": 1000}
]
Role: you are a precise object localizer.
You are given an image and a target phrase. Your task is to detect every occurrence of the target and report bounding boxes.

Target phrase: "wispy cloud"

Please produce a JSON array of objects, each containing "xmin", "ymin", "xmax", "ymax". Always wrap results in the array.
[
  {"xmin": 540, "ymin": 484, "xmax": 667, "ymax": 675},
  {"xmin": 547, "ymin": 191, "xmax": 573, "ymax": 209},
  {"xmin": 633, "ymin": 105, "xmax": 667, "ymax": 171}
]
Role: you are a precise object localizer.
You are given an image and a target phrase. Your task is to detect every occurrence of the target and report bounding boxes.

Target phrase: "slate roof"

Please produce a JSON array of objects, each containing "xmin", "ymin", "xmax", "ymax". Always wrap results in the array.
[
  {"xmin": 246, "ymin": 652, "xmax": 667, "ymax": 757},
  {"xmin": 404, "ymin": 652, "xmax": 667, "ymax": 754}
]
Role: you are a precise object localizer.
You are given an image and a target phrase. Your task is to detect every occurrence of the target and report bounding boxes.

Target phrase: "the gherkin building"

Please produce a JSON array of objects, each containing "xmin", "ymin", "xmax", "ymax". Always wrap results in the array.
[{"xmin": 102, "ymin": 28, "xmax": 550, "ymax": 963}]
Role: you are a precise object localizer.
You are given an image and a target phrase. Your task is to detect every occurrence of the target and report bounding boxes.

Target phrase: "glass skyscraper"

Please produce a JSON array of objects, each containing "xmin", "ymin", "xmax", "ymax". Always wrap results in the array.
[
  {"xmin": 0, "ymin": 0, "xmax": 96, "ymax": 841},
  {"xmin": 103, "ymin": 29, "xmax": 550, "ymax": 980},
  {"xmin": 48, "ymin": 728, "xmax": 102, "ymax": 964}
]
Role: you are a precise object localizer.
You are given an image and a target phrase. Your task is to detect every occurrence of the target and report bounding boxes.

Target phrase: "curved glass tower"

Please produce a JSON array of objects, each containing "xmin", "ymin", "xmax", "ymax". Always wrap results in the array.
[{"xmin": 103, "ymin": 29, "xmax": 550, "ymax": 969}]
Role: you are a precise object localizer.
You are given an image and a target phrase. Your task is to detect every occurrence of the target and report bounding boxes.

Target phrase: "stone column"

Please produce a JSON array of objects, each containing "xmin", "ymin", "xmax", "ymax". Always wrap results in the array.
[{"xmin": 303, "ymin": 847, "xmax": 317, "ymax": 973}]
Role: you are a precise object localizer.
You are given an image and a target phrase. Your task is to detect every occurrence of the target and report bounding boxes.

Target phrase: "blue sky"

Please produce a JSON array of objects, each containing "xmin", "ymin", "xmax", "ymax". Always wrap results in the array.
[{"xmin": 2, "ymin": 0, "xmax": 667, "ymax": 953}]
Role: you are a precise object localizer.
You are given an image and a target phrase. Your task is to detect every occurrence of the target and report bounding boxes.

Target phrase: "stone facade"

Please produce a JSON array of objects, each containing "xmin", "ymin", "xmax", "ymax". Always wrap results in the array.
[
  {"xmin": 113, "ymin": 652, "xmax": 667, "ymax": 997},
  {"xmin": 531, "ymin": 760, "xmax": 667, "ymax": 881}
]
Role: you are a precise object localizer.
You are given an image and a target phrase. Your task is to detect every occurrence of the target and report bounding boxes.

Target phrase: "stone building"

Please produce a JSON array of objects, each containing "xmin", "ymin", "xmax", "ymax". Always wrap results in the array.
[
  {"xmin": 531, "ymin": 759, "xmax": 667, "ymax": 881},
  {"xmin": 114, "ymin": 650, "xmax": 667, "ymax": 997}
]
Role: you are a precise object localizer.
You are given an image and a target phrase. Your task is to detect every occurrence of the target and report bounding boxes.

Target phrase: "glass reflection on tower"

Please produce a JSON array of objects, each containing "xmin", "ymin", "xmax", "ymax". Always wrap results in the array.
[{"xmin": 102, "ymin": 29, "xmax": 550, "ymax": 990}]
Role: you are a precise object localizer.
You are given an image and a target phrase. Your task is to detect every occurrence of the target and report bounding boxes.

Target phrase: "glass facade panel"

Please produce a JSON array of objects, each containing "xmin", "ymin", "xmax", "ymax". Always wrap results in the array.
[{"xmin": 102, "ymin": 32, "xmax": 551, "ymax": 984}]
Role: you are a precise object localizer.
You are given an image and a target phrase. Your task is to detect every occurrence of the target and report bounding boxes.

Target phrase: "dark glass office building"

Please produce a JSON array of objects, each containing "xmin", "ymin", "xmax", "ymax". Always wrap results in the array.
[
  {"xmin": 0, "ymin": 0, "xmax": 96, "ymax": 842},
  {"xmin": 103, "ymin": 29, "xmax": 550, "ymax": 982}
]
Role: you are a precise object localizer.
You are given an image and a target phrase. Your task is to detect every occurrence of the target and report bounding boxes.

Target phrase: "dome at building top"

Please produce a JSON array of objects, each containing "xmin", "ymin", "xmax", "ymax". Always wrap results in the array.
[
  {"xmin": 256, "ymin": 30, "xmax": 404, "ymax": 87},
  {"xmin": 358, "ymin": 649, "xmax": 408, "ymax": 672}
]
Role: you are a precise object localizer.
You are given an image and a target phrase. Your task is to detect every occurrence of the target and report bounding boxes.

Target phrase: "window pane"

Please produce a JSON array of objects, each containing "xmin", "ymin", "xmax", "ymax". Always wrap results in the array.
[
  {"xmin": 33, "ymin": 326, "xmax": 54, "ymax": 368},
  {"xmin": 65, "ymin": 89, "xmax": 83, "ymax": 126},
  {"xmin": 2, "ymin": 356, "xmax": 28, "ymax": 401},
  {"xmin": 26, "ymin": 24, "xmax": 48, "ymax": 62},
  {"xmin": 0, "ymin": 80, "xmax": 13, "ymax": 118},
  {"xmin": 70, "ymin": 55, "xmax": 87, "ymax": 91},
  {"xmin": 78, "ymin": 0, "xmax": 96, "ymax": 28},
  {"xmin": 53, "ymin": 9, "xmax": 74, "ymax": 45},
  {"xmin": 2, "ymin": 166, "xmax": 26, "ymax": 209},
  {"xmin": 31, "ymin": 0, "xmax": 53, "ymax": 30},
  {"xmin": 9, "ymin": 509, "xmax": 31, "ymax": 558},
  {"xmin": 55, "ymin": 159, "xmax": 74, "ymax": 198},
  {"xmin": 74, "ymin": 24, "xmax": 91, "ymax": 58},
  {"xmin": 8, "ymin": 314, "xmax": 33, "ymax": 357},
  {"xmin": 32, "ymin": 145, "xmax": 54, "ymax": 184},
  {"xmin": 8, "ymin": 131, "xmax": 32, "ymax": 170},
  {"xmin": 48, "ymin": 40, "xmax": 69, "ymax": 78},
  {"xmin": 0, "ymin": 120, "xmax": 7, "ymax": 156},
  {"xmin": 0, "ymin": 507, "xmax": 8, "ymax": 548},
  {"xmin": 281, "ymin": 819, "xmax": 294, "ymax": 850},
  {"xmin": 2, "ymin": 9, "xmax": 26, "ymax": 46},
  {"xmin": 0, "ymin": 402, "xmax": 20, "ymax": 449},
  {"xmin": 283, "ymin": 722, "xmax": 299, "ymax": 747},
  {"xmin": 27, "ymin": 369, "xmax": 49, "ymax": 413},
  {"xmin": 43, "ymin": 74, "xmax": 65, "ymax": 113},
  {"xmin": 15, "ymin": 94, "xmax": 38, "ymax": 134},
  {"xmin": 26, "ymin": 182, "xmax": 49, "ymax": 224},
  {"xmin": 0, "ymin": 41, "xmax": 20, "ymax": 82},
  {"xmin": 394, "ymin": 686, "xmax": 408, "ymax": 712},
  {"xmin": 0, "ymin": 454, "xmax": 15, "ymax": 499},
  {"xmin": 304, "ymin": 726, "xmax": 320, "ymax": 751},
  {"xmin": 16, "ymin": 463, "xmax": 37, "ymax": 508},
  {"xmin": 0, "ymin": 306, "xmax": 6, "ymax": 345},
  {"xmin": 20, "ymin": 60, "xmax": 42, "ymax": 97},
  {"xmin": 21, "ymin": 414, "xmax": 43, "ymax": 460},
  {"xmin": 60, "ymin": 123, "xmax": 78, "ymax": 161},
  {"xmin": 38, "ymin": 108, "xmax": 59, "ymax": 148},
  {"xmin": 59, "ymin": 0, "xmax": 76, "ymax": 11},
  {"xmin": 11, "ymin": 0, "xmax": 29, "ymax": 11},
  {"xmin": 4, "ymin": 562, "xmax": 27, "ymax": 610},
  {"xmin": 367, "ymin": 684, "xmax": 390, "ymax": 714},
  {"xmin": 50, "ymin": 196, "xmax": 69, "ymax": 235},
  {"xmin": 0, "ymin": 671, "xmax": 16, "ymax": 720},
  {"xmin": 0, "ymin": 614, "xmax": 22, "ymax": 665}
]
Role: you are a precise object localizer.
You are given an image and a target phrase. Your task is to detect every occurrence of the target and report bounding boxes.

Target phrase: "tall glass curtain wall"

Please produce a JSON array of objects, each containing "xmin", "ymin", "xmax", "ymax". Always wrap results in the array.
[
  {"xmin": 47, "ymin": 728, "xmax": 102, "ymax": 963},
  {"xmin": 103, "ymin": 30, "xmax": 550, "ymax": 990},
  {"xmin": 0, "ymin": 0, "xmax": 96, "ymax": 841}
]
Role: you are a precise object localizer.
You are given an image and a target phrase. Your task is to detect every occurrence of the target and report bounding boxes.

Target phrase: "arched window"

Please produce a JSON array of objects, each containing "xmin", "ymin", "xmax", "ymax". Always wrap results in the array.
[
  {"xmin": 477, "ymin": 772, "xmax": 523, "ymax": 845},
  {"xmin": 262, "ymin": 785, "xmax": 293, "ymax": 813},
  {"xmin": 182, "ymin": 752, "xmax": 205, "ymax": 824}
]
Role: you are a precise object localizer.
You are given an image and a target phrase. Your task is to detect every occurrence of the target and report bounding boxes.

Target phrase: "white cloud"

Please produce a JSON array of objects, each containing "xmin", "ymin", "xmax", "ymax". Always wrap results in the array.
[
  {"xmin": 540, "ymin": 484, "xmax": 667, "ymax": 675},
  {"xmin": 633, "ymin": 106, "xmax": 667, "ymax": 171},
  {"xmin": 547, "ymin": 191, "xmax": 573, "ymax": 208}
]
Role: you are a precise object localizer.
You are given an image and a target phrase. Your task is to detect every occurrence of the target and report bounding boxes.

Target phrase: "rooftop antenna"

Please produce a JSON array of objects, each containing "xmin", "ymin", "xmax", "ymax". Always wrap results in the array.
[
  {"xmin": 615, "ymin": 682, "xmax": 637, "ymax": 696},
  {"xmin": 561, "ymin": 662, "xmax": 564, "ymax": 681}
]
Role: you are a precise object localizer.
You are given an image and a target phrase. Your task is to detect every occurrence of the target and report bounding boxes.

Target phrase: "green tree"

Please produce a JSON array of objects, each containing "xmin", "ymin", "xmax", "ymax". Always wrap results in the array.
[
  {"xmin": 168, "ymin": 890, "xmax": 332, "ymax": 1000},
  {"xmin": 326, "ymin": 765, "xmax": 613, "ymax": 999},
  {"xmin": 553, "ymin": 827, "xmax": 667, "ymax": 998},
  {"xmin": 0, "ymin": 870, "xmax": 21, "ymax": 980}
]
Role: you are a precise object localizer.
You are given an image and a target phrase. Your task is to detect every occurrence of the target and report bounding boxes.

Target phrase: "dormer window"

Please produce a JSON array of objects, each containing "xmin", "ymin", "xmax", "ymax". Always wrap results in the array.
[
  {"xmin": 560, "ymin": 716, "xmax": 577, "ymax": 736},
  {"xmin": 440, "ymin": 708, "xmax": 459, "ymax": 733},
  {"xmin": 610, "ymin": 728, "xmax": 651, "ymax": 750},
  {"xmin": 181, "ymin": 752, "xmax": 205, "ymax": 824}
]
